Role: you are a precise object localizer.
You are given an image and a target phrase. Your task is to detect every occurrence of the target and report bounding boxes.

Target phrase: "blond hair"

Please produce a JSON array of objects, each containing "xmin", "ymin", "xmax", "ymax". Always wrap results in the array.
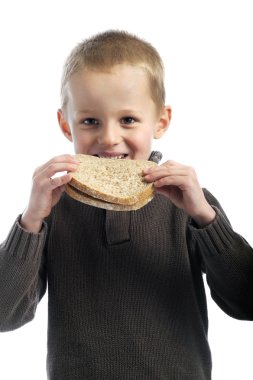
[{"xmin": 60, "ymin": 30, "xmax": 165, "ymax": 111}]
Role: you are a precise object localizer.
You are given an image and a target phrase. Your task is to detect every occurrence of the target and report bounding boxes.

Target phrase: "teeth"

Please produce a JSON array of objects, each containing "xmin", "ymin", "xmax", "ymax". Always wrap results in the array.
[{"xmin": 98, "ymin": 155, "xmax": 126, "ymax": 159}]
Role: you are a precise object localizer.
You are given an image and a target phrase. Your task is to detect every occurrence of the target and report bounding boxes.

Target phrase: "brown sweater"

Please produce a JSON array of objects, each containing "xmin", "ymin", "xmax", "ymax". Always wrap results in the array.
[{"xmin": 0, "ymin": 190, "xmax": 253, "ymax": 379}]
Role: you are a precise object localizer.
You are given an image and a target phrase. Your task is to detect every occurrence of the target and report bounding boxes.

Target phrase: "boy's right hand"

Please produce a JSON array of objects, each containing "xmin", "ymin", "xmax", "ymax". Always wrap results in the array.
[{"xmin": 21, "ymin": 154, "xmax": 79, "ymax": 233}]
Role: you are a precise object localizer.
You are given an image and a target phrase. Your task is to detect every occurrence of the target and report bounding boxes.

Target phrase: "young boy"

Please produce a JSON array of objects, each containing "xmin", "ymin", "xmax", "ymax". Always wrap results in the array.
[{"xmin": 0, "ymin": 30, "xmax": 253, "ymax": 380}]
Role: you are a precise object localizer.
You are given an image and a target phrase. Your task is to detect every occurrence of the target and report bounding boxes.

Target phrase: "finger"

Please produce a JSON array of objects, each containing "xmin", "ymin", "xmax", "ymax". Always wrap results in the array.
[
  {"xmin": 32, "ymin": 170, "xmax": 73, "ymax": 195},
  {"xmin": 45, "ymin": 162, "xmax": 79, "ymax": 178},
  {"xmin": 153, "ymin": 174, "xmax": 190, "ymax": 188},
  {"xmin": 47, "ymin": 154, "xmax": 80, "ymax": 165},
  {"xmin": 143, "ymin": 160, "xmax": 184, "ymax": 174},
  {"xmin": 49, "ymin": 173, "xmax": 73, "ymax": 189},
  {"xmin": 153, "ymin": 170, "xmax": 199, "ymax": 190},
  {"xmin": 144, "ymin": 166, "xmax": 189, "ymax": 183},
  {"xmin": 34, "ymin": 162, "xmax": 78, "ymax": 184},
  {"xmin": 33, "ymin": 154, "xmax": 79, "ymax": 178}
]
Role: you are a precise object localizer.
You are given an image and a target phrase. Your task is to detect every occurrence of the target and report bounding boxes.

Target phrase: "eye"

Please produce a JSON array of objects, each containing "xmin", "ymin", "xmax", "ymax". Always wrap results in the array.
[
  {"xmin": 82, "ymin": 118, "xmax": 100, "ymax": 126},
  {"xmin": 120, "ymin": 116, "xmax": 136, "ymax": 126}
]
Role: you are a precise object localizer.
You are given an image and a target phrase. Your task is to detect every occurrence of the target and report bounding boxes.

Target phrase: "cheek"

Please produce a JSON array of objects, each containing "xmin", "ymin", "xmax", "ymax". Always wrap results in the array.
[
  {"xmin": 71, "ymin": 131, "xmax": 93, "ymax": 151},
  {"xmin": 125, "ymin": 129, "xmax": 154, "ymax": 155},
  {"xmin": 130, "ymin": 128, "xmax": 154, "ymax": 145}
]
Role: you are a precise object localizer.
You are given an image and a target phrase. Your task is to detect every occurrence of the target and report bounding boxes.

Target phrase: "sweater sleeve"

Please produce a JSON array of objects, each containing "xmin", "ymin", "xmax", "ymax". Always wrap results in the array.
[
  {"xmin": 0, "ymin": 216, "xmax": 47, "ymax": 332},
  {"xmin": 188, "ymin": 189, "xmax": 253, "ymax": 320}
]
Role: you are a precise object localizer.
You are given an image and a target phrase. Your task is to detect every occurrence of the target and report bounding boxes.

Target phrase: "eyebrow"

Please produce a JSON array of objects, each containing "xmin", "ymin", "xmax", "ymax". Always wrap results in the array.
[
  {"xmin": 120, "ymin": 109, "xmax": 144, "ymax": 115},
  {"xmin": 77, "ymin": 109, "xmax": 97, "ymax": 114},
  {"xmin": 76, "ymin": 109, "xmax": 144, "ymax": 116}
]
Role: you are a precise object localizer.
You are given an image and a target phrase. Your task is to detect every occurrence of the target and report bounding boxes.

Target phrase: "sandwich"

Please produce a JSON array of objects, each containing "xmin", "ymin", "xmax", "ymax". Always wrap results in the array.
[{"xmin": 65, "ymin": 154, "xmax": 157, "ymax": 211}]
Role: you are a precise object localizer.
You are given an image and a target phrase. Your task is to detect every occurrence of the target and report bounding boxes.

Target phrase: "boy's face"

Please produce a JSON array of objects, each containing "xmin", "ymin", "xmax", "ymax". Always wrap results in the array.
[{"xmin": 58, "ymin": 64, "xmax": 171, "ymax": 160}]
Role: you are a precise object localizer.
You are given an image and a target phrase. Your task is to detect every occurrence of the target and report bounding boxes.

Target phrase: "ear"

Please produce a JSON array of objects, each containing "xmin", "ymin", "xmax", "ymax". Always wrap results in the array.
[
  {"xmin": 57, "ymin": 109, "xmax": 73, "ymax": 142},
  {"xmin": 154, "ymin": 106, "xmax": 172, "ymax": 139}
]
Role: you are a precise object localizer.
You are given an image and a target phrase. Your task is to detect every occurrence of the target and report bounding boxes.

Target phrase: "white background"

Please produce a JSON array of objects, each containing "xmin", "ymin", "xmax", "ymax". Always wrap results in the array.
[{"xmin": 0, "ymin": 0, "xmax": 253, "ymax": 379}]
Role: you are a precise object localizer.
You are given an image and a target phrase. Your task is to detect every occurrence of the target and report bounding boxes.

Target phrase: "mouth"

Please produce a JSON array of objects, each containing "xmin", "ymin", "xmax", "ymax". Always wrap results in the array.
[{"xmin": 93, "ymin": 153, "xmax": 128, "ymax": 159}]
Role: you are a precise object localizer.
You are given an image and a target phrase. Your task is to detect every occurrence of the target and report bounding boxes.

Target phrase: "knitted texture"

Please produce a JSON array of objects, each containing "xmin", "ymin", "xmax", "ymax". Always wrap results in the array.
[
  {"xmin": 1, "ymin": 191, "xmax": 253, "ymax": 379},
  {"xmin": 46, "ymin": 194, "xmax": 212, "ymax": 379}
]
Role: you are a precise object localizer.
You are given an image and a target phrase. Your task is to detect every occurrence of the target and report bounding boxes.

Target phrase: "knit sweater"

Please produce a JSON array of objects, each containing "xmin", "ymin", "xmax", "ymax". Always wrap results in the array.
[{"xmin": 1, "ymin": 190, "xmax": 253, "ymax": 380}]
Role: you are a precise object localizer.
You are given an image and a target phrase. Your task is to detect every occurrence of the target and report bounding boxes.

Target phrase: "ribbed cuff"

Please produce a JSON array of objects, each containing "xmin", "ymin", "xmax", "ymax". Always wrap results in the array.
[
  {"xmin": 1, "ymin": 216, "xmax": 47, "ymax": 261},
  {"xmin": 189, "ymin": 207, "xmax": 235, "ymax": 257}
]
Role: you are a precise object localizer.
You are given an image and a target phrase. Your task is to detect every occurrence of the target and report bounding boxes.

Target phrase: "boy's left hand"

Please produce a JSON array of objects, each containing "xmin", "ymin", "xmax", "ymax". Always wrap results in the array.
[{"xmin": 143, "ymin": 160, "xmax": 216, "ymax": 227}]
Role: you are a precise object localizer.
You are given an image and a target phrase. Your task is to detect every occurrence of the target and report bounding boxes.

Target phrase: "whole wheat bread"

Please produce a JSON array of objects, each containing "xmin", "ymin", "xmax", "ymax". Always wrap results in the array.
[
  {"xmin": 66, "ymin": 154, "xmax": 157, "ymax": 210},
  {"xmin": 65, "ymin": 183, "xmax": 154, "ymax": 211}
]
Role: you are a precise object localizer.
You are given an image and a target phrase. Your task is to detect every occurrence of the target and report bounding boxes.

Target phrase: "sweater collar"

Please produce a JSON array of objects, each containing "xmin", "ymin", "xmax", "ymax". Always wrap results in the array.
[{"xmin": 148, "ymin": 151, "xmax": 162, "ymax": 164}]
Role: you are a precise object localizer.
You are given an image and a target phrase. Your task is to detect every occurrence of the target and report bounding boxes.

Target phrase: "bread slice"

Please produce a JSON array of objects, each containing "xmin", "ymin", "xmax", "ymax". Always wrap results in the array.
[
  {"xmin": 68, "ymin": 154, "xmax": 157, "ymax": 207},
  {"xmin": 65, "ymin": 183, "xmax": 154, "ymax": 211},
  {"xmin": 68, "ymin": 154, "xmax": 157, "ymax": 206}
]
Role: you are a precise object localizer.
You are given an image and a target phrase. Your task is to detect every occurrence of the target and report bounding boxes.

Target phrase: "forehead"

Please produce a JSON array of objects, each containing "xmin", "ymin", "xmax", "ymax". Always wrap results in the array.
[
  {"xmin": 66, "ymin": 65, "xmax": 154, "ymax": 106},
  {"xmin": 70, "ymin": 64, "xmax": 149, "ymax": 89}
]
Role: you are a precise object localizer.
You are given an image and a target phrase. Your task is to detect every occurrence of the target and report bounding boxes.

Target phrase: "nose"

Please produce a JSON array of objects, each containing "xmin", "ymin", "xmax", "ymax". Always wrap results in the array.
[{"xmin": 97, "ymin": 124, "xmax": 121, "ymax": 147}]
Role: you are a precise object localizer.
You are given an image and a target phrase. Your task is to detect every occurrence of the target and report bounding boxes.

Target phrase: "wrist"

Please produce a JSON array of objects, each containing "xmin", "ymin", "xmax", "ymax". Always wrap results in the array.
[
  {"xmin": 21, "ymin": 209, "xmax": 44, "ymax": 233},
  {"xmin": 192, "ymin": 205, "xmax": 216, "ymax": 227}
]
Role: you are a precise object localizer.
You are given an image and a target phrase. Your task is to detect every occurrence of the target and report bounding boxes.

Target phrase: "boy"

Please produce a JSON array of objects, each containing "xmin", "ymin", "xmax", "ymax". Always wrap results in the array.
[{"xmin": 0, "ymin": 30, "xmax": 253, "ymax": 380}]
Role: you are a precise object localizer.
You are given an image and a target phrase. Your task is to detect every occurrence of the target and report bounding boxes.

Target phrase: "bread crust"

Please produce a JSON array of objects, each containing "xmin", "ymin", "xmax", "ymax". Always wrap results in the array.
[
  {"xmin": 65, "ymin": 184, "xmax": 154, "ymax": 211},
  {"xmin": 70, "ymin": 178, "xmax": 155, "ymax": 206},
  {"xmin": 69, "ymin": 155, "xmax": 157, "ymax": 206}
]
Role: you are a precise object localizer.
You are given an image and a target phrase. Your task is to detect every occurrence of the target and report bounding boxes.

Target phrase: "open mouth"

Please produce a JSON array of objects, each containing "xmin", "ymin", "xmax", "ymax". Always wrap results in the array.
[{"xmin": 94, "ymin": 154, "xmax": 128, "ymax": 159}]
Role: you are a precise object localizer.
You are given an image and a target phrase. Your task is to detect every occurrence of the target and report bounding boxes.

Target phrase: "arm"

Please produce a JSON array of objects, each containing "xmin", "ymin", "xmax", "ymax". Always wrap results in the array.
[
  {"xmin": 144, "ymin": 161, "xmax": 253, "ymax": 320},
  {"xmin": 0, "ymin": 154, "xmax": 79, "ymax": 331},
  {"xmin": 0, "ymin": 217, "xmax": 47, "ymax": 331},
  {"xmin": 189, "ymin": 190, "xmax": 253, "ymax": 320}
]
